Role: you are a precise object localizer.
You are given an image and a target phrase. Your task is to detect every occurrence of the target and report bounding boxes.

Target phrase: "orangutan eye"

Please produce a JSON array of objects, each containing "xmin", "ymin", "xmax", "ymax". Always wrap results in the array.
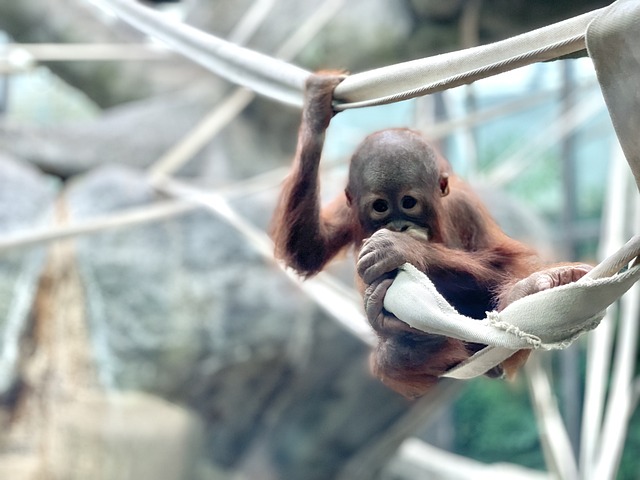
[
  {"xmin": 402, "ymin": 196, "xmax": 417, "ymax": 209},
  {"xmin": 372, "ymin": 199, "xmax": 389, "ymax": 213}
]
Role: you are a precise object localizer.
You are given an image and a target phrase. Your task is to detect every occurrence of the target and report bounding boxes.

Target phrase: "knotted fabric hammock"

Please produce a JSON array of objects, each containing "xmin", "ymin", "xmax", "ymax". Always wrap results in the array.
[{"xmin": 384, "ymin": 0, "xmax": 640, "ymax": 378}]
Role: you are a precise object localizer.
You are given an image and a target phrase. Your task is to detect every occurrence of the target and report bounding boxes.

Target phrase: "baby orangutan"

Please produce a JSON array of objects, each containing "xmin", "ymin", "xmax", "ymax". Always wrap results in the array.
[{"xmin": 272, "ymin": 72, "xmax": 590, "ymax": 398}]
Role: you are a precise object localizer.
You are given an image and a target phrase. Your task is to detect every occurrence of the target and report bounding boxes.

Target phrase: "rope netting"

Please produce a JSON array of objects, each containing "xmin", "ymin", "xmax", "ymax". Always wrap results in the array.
[
  {"xmin": 4, "ymin": 0, "xmax": 640, "ymax": 477},
  {"xmin": 96, "ymin": 0, "xmax": 640, "ymax": 367},
  {"xmin": 3, "ymin": 0, "xmax": 637, "ymax": 374}
]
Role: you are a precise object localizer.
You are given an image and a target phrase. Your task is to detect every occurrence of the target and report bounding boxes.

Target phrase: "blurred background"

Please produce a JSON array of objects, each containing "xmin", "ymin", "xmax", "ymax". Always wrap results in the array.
[{"xmin": 0, "ymin": 0, "xmax": 638, "ymax": 479}]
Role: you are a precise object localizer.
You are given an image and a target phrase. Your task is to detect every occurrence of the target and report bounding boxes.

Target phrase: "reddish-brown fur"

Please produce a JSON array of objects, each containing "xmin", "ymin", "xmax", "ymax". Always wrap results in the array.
[
  {"xmin": 272, "ymin": 72, "xmax": 588, "ymax": 399},
  {"xmin": 272, "ymin": 73, "xmax": 355, "ymax": 277}
]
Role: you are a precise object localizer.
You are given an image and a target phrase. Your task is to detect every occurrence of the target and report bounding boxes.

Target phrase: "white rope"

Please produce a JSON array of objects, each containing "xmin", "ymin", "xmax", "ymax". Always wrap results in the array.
[
  {"xmin": 525, "ymin": 356, "xmax": 580, "ymax": 480},
  {"xmin": 89, "ymin": 0, "xmax": 640, "ymax": 387},
  {"xmin": 586, "ymin": 1, "xmax": 640, "ymax": 456},
  {"xmin": 102, "ymin": 0, "xmax": 604, "ymax": 111},
  {"xmin": 367, "ymin": 0, "xmax": 640, "ymax": 383},
  {"xmin": 147, "ymin": 0, "xmax": 345, "ymax": 178},
  {"xmin": 226, "ymin": 0, "xmax": 276, "ymax": 46},
  {"xmin": 581, "ymin": 145, "xmax": 633, "ymax": 478},
  {"xmin": 1, "ymin": 43, "xmax": 169, "ymax": 62},
  {"xmin": 332, "ymin": 9, "xmax": 602, "ymax": 109},
  {"xmin": 0, "ymin": 200, "xmax": 196, "ymax": 255},
  {"xmin": 586, "ymin": 0, "xmax": 640, "ymax": 190},
  {"xmin": 155, "ymin": 177, "xmax": 374, "ymax": 346},
  {"xmin": 99, "ymin": 0, "xmax": 309, "ymax": 107}
]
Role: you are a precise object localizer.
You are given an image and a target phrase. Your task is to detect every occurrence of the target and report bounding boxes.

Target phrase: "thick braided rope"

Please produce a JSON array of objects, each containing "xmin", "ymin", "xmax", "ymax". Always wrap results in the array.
[
  {"xmin": 334, "ymin": 34, "xmax": 588, "ymax": 110},
  {"xmin": 333, "ymin": 9, "xmax": 601, "ymax": 109},
  {"xmin": 103, "ymin": 0, "xmax": 602, "ymax": 111}
]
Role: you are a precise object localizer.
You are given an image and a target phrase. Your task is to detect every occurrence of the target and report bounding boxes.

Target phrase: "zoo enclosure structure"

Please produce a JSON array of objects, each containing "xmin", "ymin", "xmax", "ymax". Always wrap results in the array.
[{"xmin": 1, "ymin": 0, "xmax": 640, "ymax": 478}]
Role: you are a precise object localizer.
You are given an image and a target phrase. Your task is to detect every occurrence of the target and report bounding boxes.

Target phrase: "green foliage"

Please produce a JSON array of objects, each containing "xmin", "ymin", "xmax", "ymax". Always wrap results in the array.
[
  {"xmin": 618, "ymin": 401, "xmax": 640, "ymax": 480},
  {"xmin": 453, "ymin": 376, "xmax": 546, "ymax": 470},
  {"xmin": 478, "ymin": 134, "xmax": 564, "ymax": 219}
]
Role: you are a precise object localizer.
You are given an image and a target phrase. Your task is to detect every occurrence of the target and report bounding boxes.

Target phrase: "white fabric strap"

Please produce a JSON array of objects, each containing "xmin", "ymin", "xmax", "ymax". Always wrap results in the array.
[
  {"xmin": 384, "ymin": 0, "xmax": 640, "ymax": 380},
  {"xmin": 104, "ymin": 0, "xmax": 604, "ymax": 112},
  {"xmin": 449, "ymin": 0, "xmax": 640, "ymax": 379},
  {"xmin": 101, "ymin": 0, "xmax": 309, "ymax": 107},
  {"xmin": 586, "ymin": 0, "xmax": 640, "ymax": 190},
  {"xmin": 383, "ymin": 235, "xmax": 640, "ymax": 379},
  {"xmin": 334, "ymin": 9, "xmax": 602, "ymax": 110}
]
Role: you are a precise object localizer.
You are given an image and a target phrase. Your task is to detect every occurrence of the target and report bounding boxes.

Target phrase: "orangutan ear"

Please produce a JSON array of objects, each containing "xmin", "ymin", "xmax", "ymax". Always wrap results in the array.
[
  {"xmin": 345, "ymin": 188, "xmax": 353, "ymax": 206},
  {"xmin": 439, "ymin": 173, "xmax": 450, "ymax": 197}
]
